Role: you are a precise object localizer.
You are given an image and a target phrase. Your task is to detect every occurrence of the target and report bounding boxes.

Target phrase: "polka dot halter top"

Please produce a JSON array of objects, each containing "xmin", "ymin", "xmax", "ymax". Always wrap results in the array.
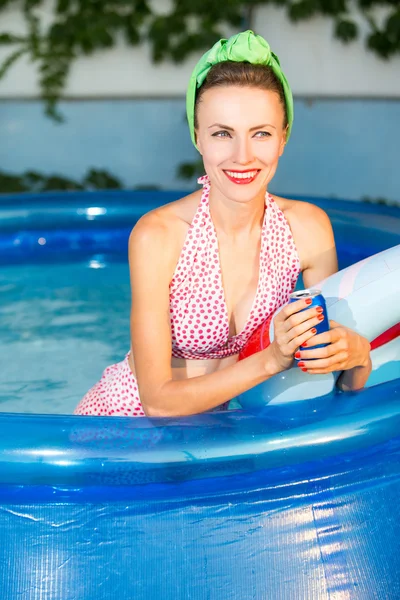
[{"xmin": 169, "ymin": 175, "xmax": 301, "ymax": 360}]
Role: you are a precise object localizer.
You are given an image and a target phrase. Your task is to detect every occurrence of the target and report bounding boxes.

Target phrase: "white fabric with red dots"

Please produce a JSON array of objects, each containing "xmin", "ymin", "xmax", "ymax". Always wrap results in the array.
[
  {"xmin": 74, "ymin": 354, "xmax": 145, "ymax": 417},
  {"xmin": 170, "ymin": 175, "xmax": 300, "ymax": 359},
  {"xmin": 74, "ymin": 175, "xmax": 300, "ymax": 417}
]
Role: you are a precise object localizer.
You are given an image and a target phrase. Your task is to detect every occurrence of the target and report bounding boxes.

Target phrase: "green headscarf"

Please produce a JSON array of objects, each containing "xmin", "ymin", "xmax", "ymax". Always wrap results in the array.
[{"xmin": 186, "ymin": 30, "xmax": 294, "ymax": 150}]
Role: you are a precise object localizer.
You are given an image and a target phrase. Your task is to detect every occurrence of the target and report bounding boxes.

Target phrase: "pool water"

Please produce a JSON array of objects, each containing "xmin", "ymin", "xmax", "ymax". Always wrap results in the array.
[
  {"xmin": 0, "ymin": 244, "xmax": 392, "ymax": 415},
  {"xmin": 1, "ymin": 191, "xmax": 399, "ymax": 414},
  {"xmin": 0, "ymin": 261, "xmax": 131, "ymax": 414}
]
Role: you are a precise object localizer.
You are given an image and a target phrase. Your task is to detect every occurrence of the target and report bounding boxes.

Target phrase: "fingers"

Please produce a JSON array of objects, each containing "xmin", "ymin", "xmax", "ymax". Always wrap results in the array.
[
  {"xmin": 296, "ymin": 337, "xmax": 348, "ymax": 373},
  {"xmin": 301, "ymin": 331, "xmax": 332, "ymax": 348},
  {"xmin": 301, "ymin": 324, "xmax": 345, "ymax": 347},
  {"xmin": 276, "ymin": 300, "xmax": 325, "ymax": 333},
  {"xmin": 298, "ymin": 334, "xmax": 343, "ymax": 360},
  {"xmin": 272, "ymin": 298, "xmax": 328, "ymax": 365},
  {"xmin": 299, "ymin": 350, "xmax": 348, "ymax": 371},
  {"xmin": 292, "ymin": 326, "xmax": 320, "ymax": 352},
  {"xmin": 294, "ymin": 321, "xmax": 369, "ymax": 375},
  {"xmin": 285, "ymin": 302, "xmax": 325, "ymax": 330},
  {"xmin": 329, "ymin": 319, "xmax": 341, "ymax": 328},
  {"xmin": 300, "ymin": 362, "xmax": 346, "ymax": 375},
  {"xmin": 278, "ymin": 298, "xmax": 313, "ymax": 320},
  {"xmin": 286, "ymin": 311, "xmax": 324, "ymax": 340},
  {"xmin": 283, "ymin": 308, "xmax": 326, "ymax": 352},
  {"xmin": 297, "ymin": 329, "xmax": 347, "ymax": 361},
  {"xmin": 275, "ymin": 322, "xmax": 326, "ymax": 360}
]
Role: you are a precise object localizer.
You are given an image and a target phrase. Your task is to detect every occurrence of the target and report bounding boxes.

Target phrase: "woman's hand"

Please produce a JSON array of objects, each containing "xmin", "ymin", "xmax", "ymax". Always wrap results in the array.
[
  {"xmin": 295, "ymin": 319, "xmax": 371, "ymax": 375},
  {"xmin": 267, "ymin": 298, "xmax": 328, "ymax": 375}
]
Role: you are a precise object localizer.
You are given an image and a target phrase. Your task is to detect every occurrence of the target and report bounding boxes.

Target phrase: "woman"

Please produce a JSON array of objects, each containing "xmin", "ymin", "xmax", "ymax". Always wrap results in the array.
[{"xmin": 74, "ymin": 31, "xmax": 371, "ymax": 418}]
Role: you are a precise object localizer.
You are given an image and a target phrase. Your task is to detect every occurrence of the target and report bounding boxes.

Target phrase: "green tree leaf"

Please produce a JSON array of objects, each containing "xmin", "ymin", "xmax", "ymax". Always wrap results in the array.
[
  {"xmin": 335, "ymin": 19, "xmax": 358, "ymax": 43},
  {"xmin": 0, "ymin": 0, "xmax": 398, "ymax": 123}
]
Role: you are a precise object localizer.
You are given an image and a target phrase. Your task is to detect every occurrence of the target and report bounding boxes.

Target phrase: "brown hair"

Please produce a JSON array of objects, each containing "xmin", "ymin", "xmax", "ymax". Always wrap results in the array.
[{"xmin": 194, "ymin": 61, "xmax": 288, "ymax": 131}]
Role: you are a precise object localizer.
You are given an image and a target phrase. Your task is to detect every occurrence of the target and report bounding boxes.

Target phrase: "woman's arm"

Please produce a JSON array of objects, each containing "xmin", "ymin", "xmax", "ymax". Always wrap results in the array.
[
  {"xmin": 129, "ymin": 212, "xmax": 276, "ymax": 417},
  {"xmin": 298, "ymin": 202, "xmax": 338, "ymax": 286},
  {"xmin": 129, "ymin": 211, "xmax": 327, "ymax": 416},
  {"xmin": 330, "ymin": 321, "xmax": 372, "ymax": 391},
  {"xmin": 297, "ymin": 203, "xmax": 372, "ymax": 390},
  {"xmin": 296, "ymin": 320, "xmax": 372, "ymax": 391}
]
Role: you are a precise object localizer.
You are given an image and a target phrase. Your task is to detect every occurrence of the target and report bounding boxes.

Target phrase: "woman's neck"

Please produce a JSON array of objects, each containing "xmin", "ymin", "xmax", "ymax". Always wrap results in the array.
[{"xmin": 208, "ymin": 185, "xmax": 267, "ymax": 237}]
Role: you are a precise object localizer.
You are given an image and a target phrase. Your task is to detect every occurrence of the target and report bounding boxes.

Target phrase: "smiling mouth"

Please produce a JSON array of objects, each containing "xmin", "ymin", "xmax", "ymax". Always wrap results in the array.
[{"xmin": 223, "ymin": 170, "xmax": 260, "ymax": 184}]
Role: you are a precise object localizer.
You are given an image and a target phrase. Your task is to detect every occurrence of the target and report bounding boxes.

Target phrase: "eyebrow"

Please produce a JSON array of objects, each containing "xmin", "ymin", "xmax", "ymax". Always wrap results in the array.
[{"xmin": 208, "ymin": 123, "xmax": 276, "ymax": 131}]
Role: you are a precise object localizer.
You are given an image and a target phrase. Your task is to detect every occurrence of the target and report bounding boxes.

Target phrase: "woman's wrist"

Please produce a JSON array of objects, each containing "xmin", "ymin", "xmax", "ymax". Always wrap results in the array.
[
  {"xmin": 262, "ymin": 342, "xmax": 287, "ymax": 378},
  {"xmin": 337, "ymin": 339, "xmax": 372, "ymax": 391},
  {"xmin": 357, "ymin": 337, "xmax": 372, "ymax": 369}
]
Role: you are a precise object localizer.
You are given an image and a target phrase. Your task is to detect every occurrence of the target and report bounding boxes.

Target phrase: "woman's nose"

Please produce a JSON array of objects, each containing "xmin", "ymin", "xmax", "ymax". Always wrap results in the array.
[{"xmin": 233, "ymin": 137, "xmax": 254, "ymax": 164}]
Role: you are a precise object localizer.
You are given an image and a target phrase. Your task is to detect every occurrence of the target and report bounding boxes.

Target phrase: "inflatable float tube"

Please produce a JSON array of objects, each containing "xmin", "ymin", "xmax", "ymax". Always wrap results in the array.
[{"xmin": 238, "ymin": 244, "xmax": 400, "ymax": 408}]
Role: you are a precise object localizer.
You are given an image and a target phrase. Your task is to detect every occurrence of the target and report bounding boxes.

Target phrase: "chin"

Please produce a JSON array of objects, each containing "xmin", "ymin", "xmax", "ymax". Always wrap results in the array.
[{"xmin": 227, "ymin": 186, "xmax": 266, "ymax": 204}]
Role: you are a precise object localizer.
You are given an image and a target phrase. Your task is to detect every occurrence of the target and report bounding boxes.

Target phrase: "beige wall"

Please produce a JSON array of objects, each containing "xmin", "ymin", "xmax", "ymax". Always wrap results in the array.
[{"xmin": 0, "ymin": 0, "xmax": 399, "ymax": 98}]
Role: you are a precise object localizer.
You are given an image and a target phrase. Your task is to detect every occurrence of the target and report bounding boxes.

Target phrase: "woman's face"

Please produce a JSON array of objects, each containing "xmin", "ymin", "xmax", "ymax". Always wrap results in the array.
[{"xmin": 195, "ymin": 85, "xmax": 287, "ymax": 202}]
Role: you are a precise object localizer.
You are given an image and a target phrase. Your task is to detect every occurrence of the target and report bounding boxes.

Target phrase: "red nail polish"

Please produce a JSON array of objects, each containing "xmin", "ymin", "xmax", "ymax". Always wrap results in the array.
[
  {"xmin": 305, "ymin": 298, "xmax": 312, "ymax": 304},
  {"xmin": 298, "ymin": 362, "xmax": 305, "ymax": 367},
  {"xmin": 311, "ymin": 328, "xmax": 317, "ymax": 334},
  {"xmin": 295, "ymin": 351, "xmax": 301, "ymax": 358},
  {"xmin": 301, "ymin": 368, "xmax": 308, "ymax": 372},
  {"xmin": 318, "ymin": 315, "xmax": 324, "ymax": 321},
  {"xmin": 316, "ymin": 307, "xmax": 323, "ymax": 313},
  {"xmin": 301, "ymin": 342, "xmax": 307, "ymax": 347}
]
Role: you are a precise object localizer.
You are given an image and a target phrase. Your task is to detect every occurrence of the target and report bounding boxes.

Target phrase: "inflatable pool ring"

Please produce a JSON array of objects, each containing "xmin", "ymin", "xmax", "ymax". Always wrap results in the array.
[
  {"xmin": 237, "ymin": 244, "xmax": 400, "ymax": 408},
  {"xmin": 370, "ymin": 322, "xmax": 400, "ymax": 350}
]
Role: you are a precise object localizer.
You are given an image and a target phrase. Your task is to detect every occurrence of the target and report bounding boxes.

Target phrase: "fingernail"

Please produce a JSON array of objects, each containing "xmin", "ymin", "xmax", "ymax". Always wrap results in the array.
[
  {"xmin": 317, "ymin": 315, "xmax": 324, "ymax": 321},
  {"xmin": 301, "ymin": 342, "xmax": 307, "ymax": 347},
  {"xmin": 316, "ymin": 307, "xmax": 323, "ymax": 313},
  {"xmin": 295, "ymin": 351, "xmax": 301, "ymax": 358},
  {"xmin": 305, "ymin": 299, "xmax": 312, "ymax": 305},
  {"xmin": 298, "ymin": 362, "xmax": 305, "ymax": 367},
  {"xmin": 311, "ymin": 328, "xmax": 317, "ymax": 334},
  {"xmin": 301, "ymin": 368, "xmax": 308, "ymax": 372}
]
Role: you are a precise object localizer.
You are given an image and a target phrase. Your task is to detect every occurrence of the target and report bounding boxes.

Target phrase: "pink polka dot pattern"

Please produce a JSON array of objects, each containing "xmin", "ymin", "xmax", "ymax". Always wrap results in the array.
[
  {"xmin": 74, "ymin": 175, "xmax": 300, "ymax": 417},
  {"xmin": 74, "ymin": 355, "xmax": 145, "ymax": 417},
  {"xmin": 169, "ymin": 174, "xmax": 301, "ymax": 359}
]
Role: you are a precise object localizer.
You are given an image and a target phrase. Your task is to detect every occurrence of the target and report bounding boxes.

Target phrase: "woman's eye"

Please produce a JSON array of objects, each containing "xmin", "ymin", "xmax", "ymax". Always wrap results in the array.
[
  {"xmin": 212, "ymin": 130, "xmax": 231, "ymax": 138},
  {"xmin": 254, "ymin": 131, "xmax": 271, "ymax": 138},
  {"xmin": 211, "ymin": 130, "xmax": 271, "ymax": 138}
]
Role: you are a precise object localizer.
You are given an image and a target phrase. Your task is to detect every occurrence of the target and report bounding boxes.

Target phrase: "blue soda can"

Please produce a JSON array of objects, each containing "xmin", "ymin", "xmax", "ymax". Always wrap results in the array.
[{"xmin": 289, "ymin": 288, "xmax": 330, "ymax": 356}]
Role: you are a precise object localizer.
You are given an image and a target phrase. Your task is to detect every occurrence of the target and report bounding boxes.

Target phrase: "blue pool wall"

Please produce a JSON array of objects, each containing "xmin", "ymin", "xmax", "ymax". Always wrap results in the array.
[
  {"xmin": 0, "ymin": 97, "xmax": 399, "ymax": 204},
  {"xmin": 0, "ymin": 380, "xmax": 399, "ymax": 600},
  {"xmin": 1, "ymin": 189, "xmax": 400, "ymax": 266}
]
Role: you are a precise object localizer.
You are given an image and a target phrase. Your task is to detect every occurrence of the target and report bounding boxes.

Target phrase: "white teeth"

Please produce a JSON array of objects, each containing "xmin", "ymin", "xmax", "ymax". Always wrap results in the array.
[{"xmin": 225, "ymin": 170, "xmax": 257, "ymax": 179}]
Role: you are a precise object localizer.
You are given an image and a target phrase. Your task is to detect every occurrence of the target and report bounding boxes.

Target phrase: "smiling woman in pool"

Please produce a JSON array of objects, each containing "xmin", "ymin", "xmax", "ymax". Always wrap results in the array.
[{"xmin": 74, "ymin": 31, "xmax": 372, "ymax": 418}]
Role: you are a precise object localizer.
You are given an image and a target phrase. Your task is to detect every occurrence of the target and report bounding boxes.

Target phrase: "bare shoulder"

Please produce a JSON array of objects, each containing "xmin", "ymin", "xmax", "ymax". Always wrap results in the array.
[
  {"xmin": 271, "ymin": 194, "xmax": 333, "ymax": 240},
  {"xmin": 271, "ymin": 194, "xmax": 335, "ymax": 269},
  {"xmin": 272, "ymin": 194, "xmax": 331, "ymax": 229},
  {"xmin": 128, "ymin": 189, "xmax": 202, "ymax": 269}
]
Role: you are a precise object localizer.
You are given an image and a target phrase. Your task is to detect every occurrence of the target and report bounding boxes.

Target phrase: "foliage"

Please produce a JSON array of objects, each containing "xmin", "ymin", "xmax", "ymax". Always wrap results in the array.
[
  {"xmin": 0, "ymin": 0, "xmax": 399, "ymax": 120},
  {"xmin": 176, "ymin": 159, "xmax": 204, "ymax": 181},
  {"xmin": 0, "ymin": 167, "xmax": 123, "ymax": 193},
  {"xmin": 1, "ymin": 167, "xmax": 397, "ymax": 205}
]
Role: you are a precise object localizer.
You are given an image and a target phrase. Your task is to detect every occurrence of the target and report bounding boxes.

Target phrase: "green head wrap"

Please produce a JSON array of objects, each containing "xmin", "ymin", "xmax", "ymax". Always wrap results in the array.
[{"xmin": 186, "ymin": 30, "xmax": 294, "ymax": 150}]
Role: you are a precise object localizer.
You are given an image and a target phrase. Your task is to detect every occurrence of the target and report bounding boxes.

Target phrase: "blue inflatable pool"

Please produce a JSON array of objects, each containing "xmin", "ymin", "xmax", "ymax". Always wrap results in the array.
[{"xmin": 0, "ymin": 190, "xmax": 399, "ymax": 600}]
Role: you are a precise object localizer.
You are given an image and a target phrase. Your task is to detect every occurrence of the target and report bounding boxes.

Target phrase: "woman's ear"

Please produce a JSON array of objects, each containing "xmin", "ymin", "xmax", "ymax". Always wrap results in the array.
[
  {"xmin": 279, "ymin": 126, "xmax": 288, "ymax": 156},
  {"xmin": 195, "ymin": 130, "xmax": 203, "ymax": 155}
]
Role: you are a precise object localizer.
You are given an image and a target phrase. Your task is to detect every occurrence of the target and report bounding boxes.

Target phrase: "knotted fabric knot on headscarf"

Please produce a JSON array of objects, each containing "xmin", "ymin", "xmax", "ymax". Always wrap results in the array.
[{"xmin": 186, "ymin": 30, "xmax": 294, "ymax": 150}]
